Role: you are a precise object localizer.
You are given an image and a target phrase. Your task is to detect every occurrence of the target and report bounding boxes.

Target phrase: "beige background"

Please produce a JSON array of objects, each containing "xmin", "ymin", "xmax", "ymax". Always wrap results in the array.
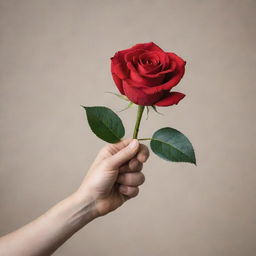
[{"xmin": 1, "ymin": 0, "xmax": 256, "ymax": 255}]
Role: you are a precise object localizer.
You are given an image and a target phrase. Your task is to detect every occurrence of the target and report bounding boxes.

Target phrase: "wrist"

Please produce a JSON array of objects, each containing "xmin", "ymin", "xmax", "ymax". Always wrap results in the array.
[
  {"xmin": 47, "ymin": 192, "xmax": 98, "ymax": 234},
  {"xmin": 70, "ymin": 190, "xmax": 100, "ymax": 220},
  {"xmin": 70, "ymin": 192, "xmax": 99, "ymax": 223}
]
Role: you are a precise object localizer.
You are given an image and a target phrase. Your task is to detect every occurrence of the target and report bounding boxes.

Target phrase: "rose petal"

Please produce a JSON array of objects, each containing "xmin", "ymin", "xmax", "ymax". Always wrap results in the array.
[
  {"xmin": 137, "ymin": 63, "xmax": 162, "ymax": 75},
  {"xmin": 111, "ymin": 53, "xmax": 129, "ymax": 79},
  {"xmin": 155, "ymin": 92, "xmax": 185, "ymax": 106},
  {"xmin": 124, "ymin": 49, "xmax": 145, "ymax": 63},
  {"xmin": 110, "ymin": 44, "xmax": 186, "ymax": 107},
  {"xmin": 156, "ymin": 51, "xmax": 170, "ymax": 70},
  {"xmin": 139, "ymin": 52, "xmax": 159, "ymax": 65},
  {"xmin": 141, "ymin": 61, "xmax": 176, "ymax": 78},
  {"xmin": 130, "ymin": 42, "xmax": 164, "ymax": 52},
  {"xmin": 111, "ymin": 73, "xmax": 124, "ymax": 94},
  {"xmin": 127, "ymin": 62, "xmax": 164, "ymax": 87},
  {"xmin": 123, "ymin": 80, "xmax": 163, "ymax": 105},
  {"xmin": 143, "ymin": 53, "xmax": 186, "ymax": 94}
]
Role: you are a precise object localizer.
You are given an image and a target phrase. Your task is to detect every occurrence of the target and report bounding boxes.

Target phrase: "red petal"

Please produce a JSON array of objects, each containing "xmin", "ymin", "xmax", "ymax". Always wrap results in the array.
[
  {"xmin": 143, "ymin": 53, "xmax": 185, "ymax": 94},
  {"xmin": 126, "ymin": 62, "xmax": 164, "ymax": 87},
  {"xmin": 155, "ymin": 92, "xmax": 185, "ymax": 106},
  {"xmin": 141, "ymin": 62, "xmax": 176, "ymax": 78},
  {"xmin": 124, "ymin": 49, "xmax": 145, "ymax": 62},
  {"xmin": 122, "ymin": 80, "xmax": 163, "ymax": 106},
  {"xmin": 111, "ymin": 73, "xmax": 124, "ymax": 94},
  {"xmin": 130, "ymin": 42, "xmax": 164, "ymax": 52},
  {"xmin": 111, "ymin": 53, "xmax": 129, "ymax": 80}
]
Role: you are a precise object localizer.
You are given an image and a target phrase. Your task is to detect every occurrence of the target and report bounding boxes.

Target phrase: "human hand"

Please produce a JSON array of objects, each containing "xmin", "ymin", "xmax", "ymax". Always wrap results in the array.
[
  {"xmin": 0, "ymin": 140, "xmax": 148, "ymax": 255},
  {"xmin": 76, "ymin": 139, "xmax": 149, "ymax": 217}
]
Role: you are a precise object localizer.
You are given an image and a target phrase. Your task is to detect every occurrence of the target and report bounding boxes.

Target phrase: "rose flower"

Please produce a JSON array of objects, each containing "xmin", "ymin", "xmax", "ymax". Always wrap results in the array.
[{"xmin": 111, "ymin": 42, "xmax": 186, "ymax": 106}]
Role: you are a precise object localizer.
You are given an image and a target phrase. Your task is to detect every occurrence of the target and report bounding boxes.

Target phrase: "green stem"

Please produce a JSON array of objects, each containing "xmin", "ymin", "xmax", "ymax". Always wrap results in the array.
[
  {"xmin": 132, "ymin": 105, "xmax": 145, "ymax": 139},
  {"xmin": 138, "ymin": 138, "xmax": 152, "ymax": 141}
]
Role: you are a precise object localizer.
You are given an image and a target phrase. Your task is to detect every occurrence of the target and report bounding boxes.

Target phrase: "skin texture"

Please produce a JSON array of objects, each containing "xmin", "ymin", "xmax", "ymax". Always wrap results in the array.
[{"xmin": 0, "ymin": 139, "xmax": 149, "ymax": 256}]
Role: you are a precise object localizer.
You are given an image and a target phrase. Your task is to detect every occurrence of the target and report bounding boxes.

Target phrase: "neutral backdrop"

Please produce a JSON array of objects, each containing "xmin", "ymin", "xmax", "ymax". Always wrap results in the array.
[{"xmin": 1, "ymin": 0, "xmax": 256, "ymax": 255}]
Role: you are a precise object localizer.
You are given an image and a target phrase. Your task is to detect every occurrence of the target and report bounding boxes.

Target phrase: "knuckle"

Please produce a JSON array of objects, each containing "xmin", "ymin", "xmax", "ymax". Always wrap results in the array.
[
  {"xmin": 143, "ymin": 146, "xmax": 150, "ymax": 159},
  {"xmin": 129, "ymin": 159, "xmax": 142, "ymax": 171},
  {"xmin": 133, "ymin": 187, "xmax": 139, "ymax": 197},
  {"xmin": 139, "ymin": 172, "xmax": 145, "ymax": 185},
  {"xmin": 102, "ymin": 158, "xmax": 112, "ymax": 168},
  {"xmin": 137, "ymin": 162, "xmax": 143, "ymax": 172},
  {"xmin": 117, "ymin": 174, "xmax": 125, "ymax": 183},
  {"xmin": 120, "ymin": 172, "xmax": 145, "ymax": 186},
  {"xmin": 145, "ymin": 148, "xmax": 150, "ymax": 159},
  {"xmin": 137, "ymin": 150, "xmax": 149, "ymax": 163},
  {"xmin": 119, "ymin": 165, "xmax": 127, "ymax": 173},
  {"xmin": 131, "ymin": 172, "xmax": 144, "ymax": 186},
  {"xmin": 101, "ymin": 144, "xmax": 111, "ymax": 154},
  {"xmin": 119, "ymin": 185, "xmax": 128, "ymax": 194},
  {"xmin": 127, "ymin": 186, "xmax": 139, "ymax": 197},
  {"xmin": 127, "ymin": 174, "xmax": 134, "ymax": 184},
  {"xmin": 127, "ymin": 173, "xmax": 137, "ymax": 185}
]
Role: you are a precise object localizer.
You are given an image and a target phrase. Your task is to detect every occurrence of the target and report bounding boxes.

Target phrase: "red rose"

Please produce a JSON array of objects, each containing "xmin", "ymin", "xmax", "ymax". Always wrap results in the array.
[{"xmin": 110, "ymin": 42, "xmax": 186, "ymax": 106}]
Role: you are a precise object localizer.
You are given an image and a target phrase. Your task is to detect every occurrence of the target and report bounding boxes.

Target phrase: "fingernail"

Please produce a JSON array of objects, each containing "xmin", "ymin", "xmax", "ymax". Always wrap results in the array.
[{"xmin": 129, "ymin": 139, "xmax": 138, "ymax": 149}]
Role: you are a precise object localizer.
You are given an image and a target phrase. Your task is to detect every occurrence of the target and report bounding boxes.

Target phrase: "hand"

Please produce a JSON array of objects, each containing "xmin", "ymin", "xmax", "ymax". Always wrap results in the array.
[
  {"xmin": 76, "ymin": 139, "xmax": 149, "ymax": 217},
  {"xmin": 0, "ymin": 139, "xmax": 149, "ymax": 255}
]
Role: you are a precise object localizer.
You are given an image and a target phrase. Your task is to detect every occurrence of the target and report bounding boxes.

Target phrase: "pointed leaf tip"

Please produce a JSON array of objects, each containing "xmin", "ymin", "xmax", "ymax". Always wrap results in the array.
[{"xmin": 150, "ymin": 127, "xmax": 196, "ymax": 164}]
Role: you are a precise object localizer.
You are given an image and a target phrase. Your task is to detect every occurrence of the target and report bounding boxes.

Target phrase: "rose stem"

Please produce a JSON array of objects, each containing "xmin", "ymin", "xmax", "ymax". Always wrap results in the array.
[
  {"xmin": 132, "ymin": 105, "xmax": 145, "ymax": 139},
  {"xmin": 138, "ymin": 138, "xmax": 152, "ymax": 141}
]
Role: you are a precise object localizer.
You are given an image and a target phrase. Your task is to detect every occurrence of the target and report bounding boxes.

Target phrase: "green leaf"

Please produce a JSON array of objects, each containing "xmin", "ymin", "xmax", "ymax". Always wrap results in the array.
[
  {"xmin": 82, "ymin": 106, "xmax": 125, "ymax": 143},
  {"xmin": 150, "ymin": 127, "xmax": 196, "ymax": 164}
]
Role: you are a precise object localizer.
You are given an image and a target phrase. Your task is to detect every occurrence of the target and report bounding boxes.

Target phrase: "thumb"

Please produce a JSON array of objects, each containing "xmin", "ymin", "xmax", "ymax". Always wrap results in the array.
[{"xmin": 108, "ymin": 139, "xmax": 139, "ymax": 168}]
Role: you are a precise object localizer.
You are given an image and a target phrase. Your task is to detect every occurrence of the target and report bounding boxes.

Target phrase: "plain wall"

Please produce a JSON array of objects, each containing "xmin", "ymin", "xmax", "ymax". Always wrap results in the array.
[{"xmin": 0, "ymin": 0, "xmax": 256, "ymax": 255}]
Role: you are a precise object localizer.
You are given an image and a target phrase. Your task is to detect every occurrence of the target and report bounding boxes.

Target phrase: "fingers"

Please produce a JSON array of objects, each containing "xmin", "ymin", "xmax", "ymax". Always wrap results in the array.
[
  {"xmin": 115, "ymin": 143, "xmax": 148, "ymax": 201},
  {"xmin": 92, "ymin": 138, "xmax": 135, "ymax": 166},
  {"xmin": 119, "ymin": 144, "xmax": 149, "ymax": 173},
  {"xmin": 100, "ymin": 138, "xmax": 134, "ymax": 157},
  {"xmin": 119, "ymin": 158, "xmax": 143, "ymax": 173},
  {"xmin": 137, "ymin": 144, "xmax": 150, "ymax": 163},
  {"xmin": 119, "ymin": 185, "xmax": 139, "ymax": 198},
  {"xmin": 107, "ymin": 139, "xmax": 140, "ymax": 168},
  {"xmin": 117, "ymin": 172, "xmax": 145, "ymax": 186}
]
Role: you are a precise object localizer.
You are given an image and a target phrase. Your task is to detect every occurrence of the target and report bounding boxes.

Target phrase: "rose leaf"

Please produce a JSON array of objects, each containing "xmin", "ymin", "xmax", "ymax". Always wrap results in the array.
[
  {"xmin": 150, "ymin": 127, "xmax": 196, "ymax": 164},
  {"xmin": 82, "ymin": 106, "xmax": 125, "ymax": 143}
]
